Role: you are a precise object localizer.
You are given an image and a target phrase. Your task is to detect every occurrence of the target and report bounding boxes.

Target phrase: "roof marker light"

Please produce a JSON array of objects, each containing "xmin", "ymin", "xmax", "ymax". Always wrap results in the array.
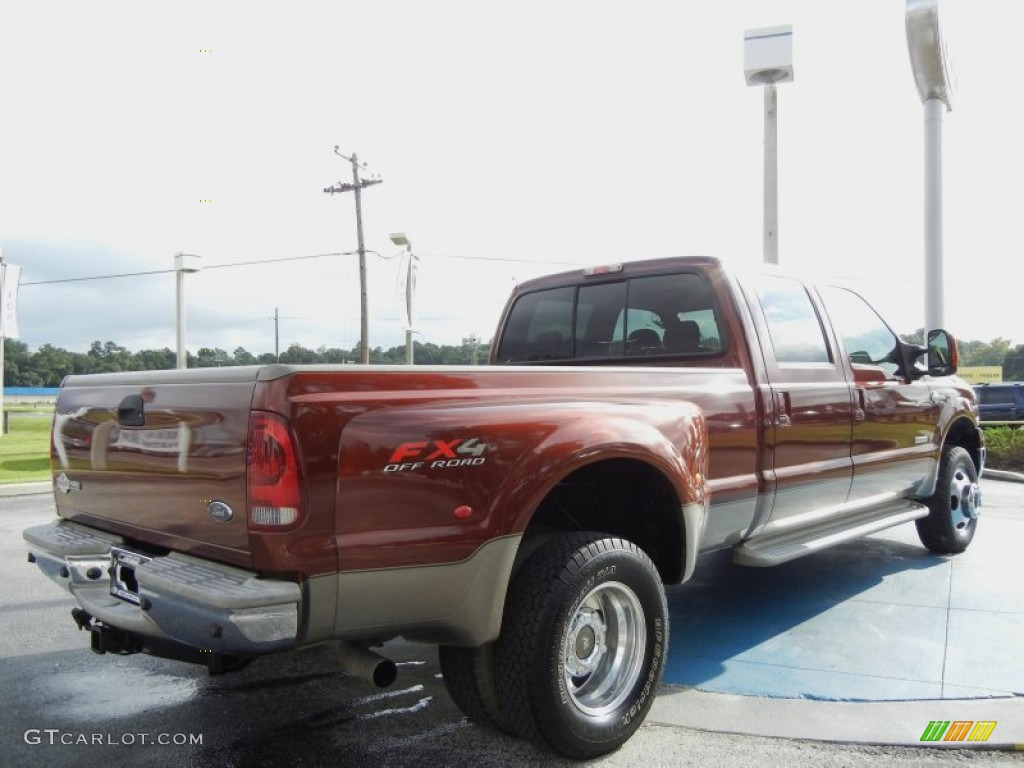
[{"xmin": 583, "ymin": 263, "xmax": 623, "ymax": 277}]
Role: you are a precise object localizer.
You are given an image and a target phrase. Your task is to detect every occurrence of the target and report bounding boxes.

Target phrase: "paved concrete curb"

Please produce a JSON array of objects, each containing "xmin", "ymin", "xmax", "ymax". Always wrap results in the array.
[
  {"xmin": 0, "ymin": 481, "xmax": 51, "ymax": 497},
  {"xmin": 650, "ymin": 687, "xmax": 1024, "ymax": 749},
  {"xmin": 983, "ymin": 468, "xmax": 1024, "ymax": 484}
]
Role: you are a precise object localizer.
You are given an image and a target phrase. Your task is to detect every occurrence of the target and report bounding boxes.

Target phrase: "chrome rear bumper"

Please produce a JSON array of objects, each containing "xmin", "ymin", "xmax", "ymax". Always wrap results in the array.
[{"xmin": 24, "ymin": 519, "xmax": 301, "ymax": 656}]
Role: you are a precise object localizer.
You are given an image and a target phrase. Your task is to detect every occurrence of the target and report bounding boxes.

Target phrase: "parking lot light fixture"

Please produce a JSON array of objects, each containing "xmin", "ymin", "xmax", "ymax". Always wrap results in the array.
[
  {"xmin": 906, "ymin": 0, "xmax": 952, "ymax": 337},
  {"xmin": 744, "ymin": 25, "xmax": 794, "ymax": 266}
]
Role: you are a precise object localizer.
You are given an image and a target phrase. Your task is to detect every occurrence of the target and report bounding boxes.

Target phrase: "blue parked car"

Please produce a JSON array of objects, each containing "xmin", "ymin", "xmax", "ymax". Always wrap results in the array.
[{"xmin": 973, "ymin": 382, "xmax": 1024, "ymax": 422}]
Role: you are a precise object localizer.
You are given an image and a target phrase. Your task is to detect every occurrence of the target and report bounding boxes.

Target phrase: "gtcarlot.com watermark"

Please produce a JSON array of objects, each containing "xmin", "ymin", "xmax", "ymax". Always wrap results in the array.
[{"xmin": 24, "ymin": 729, "xmax": 202, "ymax": 746}]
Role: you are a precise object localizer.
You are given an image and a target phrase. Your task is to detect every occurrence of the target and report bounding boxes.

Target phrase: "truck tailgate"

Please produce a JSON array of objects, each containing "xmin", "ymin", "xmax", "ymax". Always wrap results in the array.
[{"xmin": 51, "ymin": 368, "xmax": 258, "ymax": 567}]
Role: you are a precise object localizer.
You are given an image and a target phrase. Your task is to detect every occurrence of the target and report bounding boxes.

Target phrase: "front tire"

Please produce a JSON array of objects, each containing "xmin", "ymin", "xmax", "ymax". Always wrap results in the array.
[
  {"xmin": 916, "ymin": 446, "xmax": 980, "ymax": 553},
  {"xmin": 495, "ymin": 532, "xmax": 668, "ymax": 759}
]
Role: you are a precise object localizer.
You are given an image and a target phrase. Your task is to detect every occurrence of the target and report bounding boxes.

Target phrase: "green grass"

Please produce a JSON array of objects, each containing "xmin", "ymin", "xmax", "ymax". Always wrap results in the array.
[
  {"xmin": 981, "ymin": 425, "xmax": 1024, "ymax": 473},
  {"xmin": 0, "ymin": 408, "xmax": 53, "ymax": 484}
]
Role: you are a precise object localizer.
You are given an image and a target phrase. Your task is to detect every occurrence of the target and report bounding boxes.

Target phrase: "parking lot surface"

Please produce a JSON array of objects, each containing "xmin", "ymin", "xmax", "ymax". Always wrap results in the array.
[
  {"xmin": 1, "ymin": 481, "xmax": 1021, "ymax": 765},
  {"xmin": 664, "ymin": 477, "xmax": 1024, "ymax": 702}
]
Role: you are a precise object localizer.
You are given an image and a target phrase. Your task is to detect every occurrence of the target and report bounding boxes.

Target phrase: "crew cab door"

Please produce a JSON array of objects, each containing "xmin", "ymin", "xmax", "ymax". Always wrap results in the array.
[
  {"xmin": 818, "ymin": 285, "xmax": 940, "ymax": 500},
  {"xmin": 744, "ymin": 275, "xmax": 855, "ymax": 526}
]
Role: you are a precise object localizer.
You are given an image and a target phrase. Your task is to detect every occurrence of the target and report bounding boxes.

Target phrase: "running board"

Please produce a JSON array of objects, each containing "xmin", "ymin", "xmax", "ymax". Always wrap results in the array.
[{"xmin": 733, "ymin": 500, "xmax": 930, "ymax": 567}]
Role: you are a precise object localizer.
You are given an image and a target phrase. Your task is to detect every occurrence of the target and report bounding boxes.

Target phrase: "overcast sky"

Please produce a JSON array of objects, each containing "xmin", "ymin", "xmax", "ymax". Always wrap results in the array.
[{"xmin": 0, "ymin": 0, "xmax": 1018, "ymax": 356}]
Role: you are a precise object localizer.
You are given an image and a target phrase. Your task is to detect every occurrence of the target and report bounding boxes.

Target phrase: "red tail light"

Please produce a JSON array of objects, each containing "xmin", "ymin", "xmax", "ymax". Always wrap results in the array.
[{"xmin": 247, "ymin": 411, "xmax": 303, "ymax": 531}]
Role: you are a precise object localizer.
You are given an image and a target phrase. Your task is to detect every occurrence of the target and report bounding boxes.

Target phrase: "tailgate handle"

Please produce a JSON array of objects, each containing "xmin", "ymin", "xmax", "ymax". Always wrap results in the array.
[{"xmin": 117, "ymin": 394, "xmax": 145, "ymax": 427}]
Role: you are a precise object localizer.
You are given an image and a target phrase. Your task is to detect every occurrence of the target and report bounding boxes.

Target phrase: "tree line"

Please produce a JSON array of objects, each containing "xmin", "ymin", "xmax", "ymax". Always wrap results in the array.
[
  {"xmin": 4, "ymin": 333, "xmax": 1024, "ymax": 389},
  {"xmin": 2, "ymin": 338, "xmax": 493, "ymax": 388}
]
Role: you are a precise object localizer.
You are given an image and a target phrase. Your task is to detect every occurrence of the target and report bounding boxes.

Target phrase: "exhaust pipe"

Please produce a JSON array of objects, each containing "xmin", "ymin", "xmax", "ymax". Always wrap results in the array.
[{"xmin": 335, "ymin": 641, "xmax": 397, "ymax": 688}]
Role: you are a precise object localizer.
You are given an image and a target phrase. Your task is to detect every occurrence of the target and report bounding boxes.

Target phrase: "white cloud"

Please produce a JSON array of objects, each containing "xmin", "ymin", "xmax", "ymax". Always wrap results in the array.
[{"xmin": 1, "ymin": 0, "xmax": 1018, "ymax": 354}]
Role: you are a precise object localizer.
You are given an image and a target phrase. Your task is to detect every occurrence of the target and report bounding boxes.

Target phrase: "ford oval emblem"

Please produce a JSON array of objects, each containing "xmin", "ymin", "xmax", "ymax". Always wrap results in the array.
[{"xmin": 207, "ymin": 500, "xmax": 234, "ymax": 523}]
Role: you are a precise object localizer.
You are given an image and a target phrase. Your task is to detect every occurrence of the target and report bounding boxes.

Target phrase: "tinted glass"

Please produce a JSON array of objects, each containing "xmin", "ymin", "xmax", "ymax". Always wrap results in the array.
[
  {"xmin": 494, "ymin": 286, "xmax": 574, "ymax": 362},
  {"xmin": 756, "ymin": 276, "xmax": 831, "ymax": 364},
  {"xmin": 577, "ymin": 282, "xmax": 628, "ymax": 357},
  {"xmin": 496, "ymin": 271, "xmax": 724, "ymax": 363},
  {"xmin": 821, "ymin": 285, "xmax": 900, "ymax": 377}
]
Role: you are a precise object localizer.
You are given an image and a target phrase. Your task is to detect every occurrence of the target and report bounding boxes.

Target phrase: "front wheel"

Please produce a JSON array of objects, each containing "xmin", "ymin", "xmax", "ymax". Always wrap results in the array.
[
  {"xmin": 916, "ymin": 446, "xmax": 980, "ymax": 553},
  {"xmin": 495, "ymin": 533, "xmax": 668, "ymax": 759}
]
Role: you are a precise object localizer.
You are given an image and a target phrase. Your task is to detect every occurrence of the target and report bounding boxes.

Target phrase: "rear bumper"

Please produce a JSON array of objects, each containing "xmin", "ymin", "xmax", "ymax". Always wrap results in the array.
[{"xmin": 23, "ymin": 519, "xmax": 301, "ymax": 657}]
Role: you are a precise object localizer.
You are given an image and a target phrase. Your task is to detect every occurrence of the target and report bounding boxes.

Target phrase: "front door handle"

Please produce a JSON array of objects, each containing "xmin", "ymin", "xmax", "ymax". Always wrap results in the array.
[{"xmin": 854, "ymin": 388, "xmax": 867, "ymax": 421}]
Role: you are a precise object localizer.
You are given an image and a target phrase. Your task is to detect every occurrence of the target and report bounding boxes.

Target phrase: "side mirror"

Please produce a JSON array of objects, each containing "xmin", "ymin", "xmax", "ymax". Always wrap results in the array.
[{"xmin": 927, "ymin": 329, "xmax": 958, "ymax": 377}]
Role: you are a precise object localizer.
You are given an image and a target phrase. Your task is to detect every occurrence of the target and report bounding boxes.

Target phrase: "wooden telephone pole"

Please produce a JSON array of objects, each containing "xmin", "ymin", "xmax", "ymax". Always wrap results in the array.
[{"xmin": 324, "ymin": 149, "xmax": 382, "ymax": 364}]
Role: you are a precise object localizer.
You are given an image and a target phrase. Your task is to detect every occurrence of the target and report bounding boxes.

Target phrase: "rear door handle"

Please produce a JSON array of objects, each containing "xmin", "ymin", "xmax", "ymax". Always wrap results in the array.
[{"xmin": 774, "ymin": 391, "xmax": 792, "ymax": 427}]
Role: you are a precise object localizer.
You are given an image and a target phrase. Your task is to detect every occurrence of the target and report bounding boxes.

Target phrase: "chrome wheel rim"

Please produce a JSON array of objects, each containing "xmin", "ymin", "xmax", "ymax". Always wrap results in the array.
[
  {"xmin": 562, "ymin": 581, "xmax": 646, "ymax": 717},
  {"xmin": 949, "ymin": 466, "xmax": 981, "ymax": 530}
]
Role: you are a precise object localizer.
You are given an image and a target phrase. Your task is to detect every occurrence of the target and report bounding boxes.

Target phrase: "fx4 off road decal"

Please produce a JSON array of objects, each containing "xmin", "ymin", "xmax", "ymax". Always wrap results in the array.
[{"xmin": 384, "ymin": 438, "xmax": 490, "ymax": 472}]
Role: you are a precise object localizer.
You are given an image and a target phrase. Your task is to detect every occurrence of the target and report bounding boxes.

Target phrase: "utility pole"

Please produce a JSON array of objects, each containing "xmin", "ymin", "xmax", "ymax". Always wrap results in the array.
[
  {"xmin": 274, "ymin": 307, "xmax": 280, "ymax": 363},
  {"xmin": 463, "ymin": 334, "xmax": 481, "ymax": 365},
  {"xmin": 324, "ymin": 148, "xmax": 382, "ymax": 364}
]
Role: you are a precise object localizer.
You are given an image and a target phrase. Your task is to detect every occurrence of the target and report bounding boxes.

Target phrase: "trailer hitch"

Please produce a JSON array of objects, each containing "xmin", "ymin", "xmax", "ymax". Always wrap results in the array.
[{"xmin": 71, "ymin": 607, "xmax": 93, "ymax": 631}]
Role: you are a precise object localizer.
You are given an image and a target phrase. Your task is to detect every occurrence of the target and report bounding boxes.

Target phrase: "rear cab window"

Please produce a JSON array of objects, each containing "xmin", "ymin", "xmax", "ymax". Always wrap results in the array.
[{"xmin": 495, "ymin": 271, "xmax": 727, "ymax": 364}]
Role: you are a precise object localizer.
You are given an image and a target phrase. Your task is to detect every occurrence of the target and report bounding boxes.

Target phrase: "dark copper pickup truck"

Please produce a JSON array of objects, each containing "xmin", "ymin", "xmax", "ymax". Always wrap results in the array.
[{"xmin": 24, "ymin": 256, "xmax": 983, "ymax": 758}]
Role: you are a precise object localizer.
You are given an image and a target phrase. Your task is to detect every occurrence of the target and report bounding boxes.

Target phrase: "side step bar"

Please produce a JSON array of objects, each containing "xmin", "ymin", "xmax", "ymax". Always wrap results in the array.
[{"xmin": 733, "ymin": 500, "xmax": 930, "ymax": 567}]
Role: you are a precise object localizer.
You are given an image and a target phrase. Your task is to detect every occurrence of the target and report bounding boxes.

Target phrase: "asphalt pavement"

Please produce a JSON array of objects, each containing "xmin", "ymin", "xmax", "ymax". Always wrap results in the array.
[{"xmin": 1, "ymin": 477, "xmax": 1022, "ymax": 765}]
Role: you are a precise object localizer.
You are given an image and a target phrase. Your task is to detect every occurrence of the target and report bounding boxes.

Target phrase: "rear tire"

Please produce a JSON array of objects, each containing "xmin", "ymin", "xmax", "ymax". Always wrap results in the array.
[
  {"xmin": 916, "ymin": 446, "xmax": 980, "ymax": 553},
  {"xmin": 438, "ymin": 643, "xmax": 511, "ymax": 733},
  {"xmin": 494, "ymin": 532, "xmax": 667, "ymax": 759}
]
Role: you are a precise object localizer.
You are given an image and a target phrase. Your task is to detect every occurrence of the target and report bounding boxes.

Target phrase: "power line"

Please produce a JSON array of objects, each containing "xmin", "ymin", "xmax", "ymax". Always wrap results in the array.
[
  {"xmin": 203, "ymin": 251, "xmax": 371, "ymax": 270},
  {"xmin": 425, "ymin": 253, "xmax": 589, "ymax": 266},
  {"xmin": 20, "ymin": 251, "xmax": 370, "ymax": 286},
  {"xmin": 22, "ymin": 269, "xmax": 174, "ymax": 286},
  {"xmin": 18, "ymin": 249, "xmax": 589, "ymax": 288}
]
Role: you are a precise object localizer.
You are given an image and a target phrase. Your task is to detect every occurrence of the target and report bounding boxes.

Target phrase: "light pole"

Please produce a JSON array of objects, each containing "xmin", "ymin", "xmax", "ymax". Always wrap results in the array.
[
  {"xmin": 744, "ymin": 25, "xmax": 794, "ymax": 266},
  {"xmin": 906, "ymin": 0, "xmax": 952, "ymax": 337},
  {"xmin": 389, "ymin": 232, "xmax": 416, "ymax": 365},
  {"xmin": 0, "ymin": 249, "xmax": 6, "ymax": 436},
  {"xmin": 0, "ymin": 251, "xmax": 21, "ymax": 436},
  {"xmin": 174, "ymin": 253, "xmax": 201, "ymax": 369}
]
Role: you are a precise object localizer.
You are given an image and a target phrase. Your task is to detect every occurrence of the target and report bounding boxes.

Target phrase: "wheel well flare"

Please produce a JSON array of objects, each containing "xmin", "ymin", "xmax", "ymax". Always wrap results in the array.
[{"xmin": 522, "ymin": 459, "xmax": 684, "ymax": 583}]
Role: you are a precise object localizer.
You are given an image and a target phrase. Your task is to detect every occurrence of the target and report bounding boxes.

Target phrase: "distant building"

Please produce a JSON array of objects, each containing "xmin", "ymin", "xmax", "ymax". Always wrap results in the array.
[{"xmin": 3, "ymin": 387, "xmax": 60, "ymax": 404}]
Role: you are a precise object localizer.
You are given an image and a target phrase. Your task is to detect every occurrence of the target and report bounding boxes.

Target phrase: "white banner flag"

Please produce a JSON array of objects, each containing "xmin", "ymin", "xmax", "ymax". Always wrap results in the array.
[
  {"xmin": 1, "ymin": 263, "xmax": 21, "ymax": 339},
  {"xmin": 396, "ymin": 252, "xmax": 419, "ymax": 332}
]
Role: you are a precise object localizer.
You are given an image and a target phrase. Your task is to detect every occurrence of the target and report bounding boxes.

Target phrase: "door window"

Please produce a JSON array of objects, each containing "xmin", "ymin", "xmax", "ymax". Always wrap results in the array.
[
  {"xmin": 755, "ymin": 276, "xmax": 831, "ymax": 364},
  {"xmin": 820, "ymin": 286, "xmax": 901, "ymax": 378}
]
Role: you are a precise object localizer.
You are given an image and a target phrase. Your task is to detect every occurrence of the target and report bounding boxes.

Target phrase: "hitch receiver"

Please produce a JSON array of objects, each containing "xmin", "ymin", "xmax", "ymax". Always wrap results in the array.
[{"xmin": 89, "ymin": 622, "xmax": 143, "ymax": 655}]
